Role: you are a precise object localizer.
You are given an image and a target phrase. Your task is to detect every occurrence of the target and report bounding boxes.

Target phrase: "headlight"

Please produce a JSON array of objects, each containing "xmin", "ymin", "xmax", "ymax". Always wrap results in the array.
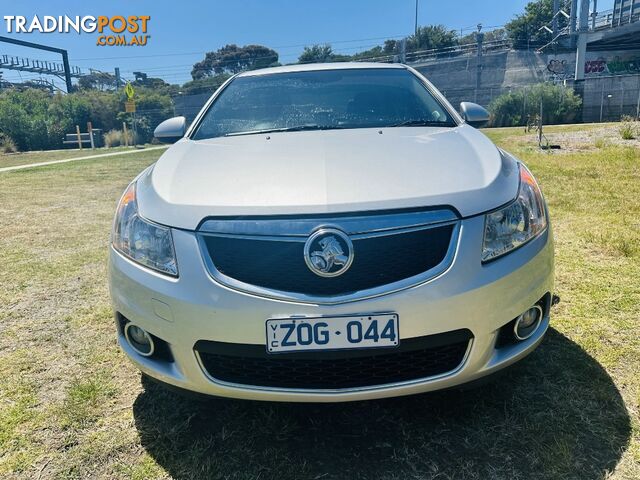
[
  {"xmin": 482, "ymin": 163, "xmax": 547, "ymax": 262},
  {"xmin": 112, "ymin": 182, "xmax": 178, "ymax": 276}
]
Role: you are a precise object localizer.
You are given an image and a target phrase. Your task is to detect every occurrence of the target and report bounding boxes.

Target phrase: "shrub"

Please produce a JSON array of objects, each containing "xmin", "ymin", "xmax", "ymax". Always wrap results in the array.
[
  {"xmin": 619, "ymin": 115, "xmax": 637, "ymax": 140},
  {"xmin": 594, "ymin": 137, "xmax": 609, "ymax": 149},
  {"xmin": 103, "ymin": 129, "xmax": 134, "ymax": 147},
  {"xmin": 488, "ymin": 83, "xmax": 582, "ymax": 127},
  {"xmin": 0, "ymin": 133, "xmax": 18, "ymax": 153},
  {"xmin": 0, "ymin": 86, "xmax": 173, "ymax": 152}
]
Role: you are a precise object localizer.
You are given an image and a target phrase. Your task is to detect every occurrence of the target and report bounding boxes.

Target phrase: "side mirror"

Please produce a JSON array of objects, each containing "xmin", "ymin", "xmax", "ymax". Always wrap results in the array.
[
  {"xmin": 459, "ymin": 102, "xmax": 490, "ymax": 128},
  {"xmin": 154, "ymin": 116, "xmax": 186, "ymax": 143}
]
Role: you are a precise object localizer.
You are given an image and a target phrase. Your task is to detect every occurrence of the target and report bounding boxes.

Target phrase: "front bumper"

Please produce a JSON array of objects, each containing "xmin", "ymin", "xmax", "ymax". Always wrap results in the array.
[{"xmin": 109, "ymin": 214, "xmax": 554, "ymax": 402}]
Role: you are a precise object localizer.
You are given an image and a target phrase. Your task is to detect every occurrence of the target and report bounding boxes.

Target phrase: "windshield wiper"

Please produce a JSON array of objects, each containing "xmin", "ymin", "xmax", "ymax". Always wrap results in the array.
[
  {"xmin": 386, "ymin": 119, "xmax": 455, "ymax": 128},
  {"xmin": 224, "ymin": 125, "xmax": 343, "ymax": 137}
]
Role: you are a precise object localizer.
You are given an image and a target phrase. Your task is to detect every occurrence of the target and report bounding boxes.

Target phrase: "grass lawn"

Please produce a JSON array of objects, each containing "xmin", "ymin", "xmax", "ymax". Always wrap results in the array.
[
  {"xmin": 0, "ymin": 124, "xmax": 638, "ymax": 479},
  {"xmin": 0, "ymin": 145, "xmax": 160, "ymax": 169}
]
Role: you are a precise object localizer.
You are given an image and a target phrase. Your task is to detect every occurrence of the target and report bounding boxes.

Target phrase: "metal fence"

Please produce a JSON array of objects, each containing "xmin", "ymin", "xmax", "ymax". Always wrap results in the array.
[
  {"xmin": 582, "ymin": 74, "xmax": 640, "ymax": 122},
  {"xmin": 437, "ymin": 77, "xmax": 640, "ymax": 123}
]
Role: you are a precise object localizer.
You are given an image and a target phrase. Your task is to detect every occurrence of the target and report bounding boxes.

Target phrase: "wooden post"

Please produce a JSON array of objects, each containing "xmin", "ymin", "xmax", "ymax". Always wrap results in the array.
[
  {"xmin": 538, "ymin": 98, "xmax": 543, "ymax": 147},
  {"xmin": 87, "ymin": 122, "xmax": 95, "ymax": 149},
  {"xmin": 122, "ymin": 122, "xmax": 129, "ymax": 147},
  {"xmin": 75, "ymin": 125, "xmax": 83, "ymax": 150}
]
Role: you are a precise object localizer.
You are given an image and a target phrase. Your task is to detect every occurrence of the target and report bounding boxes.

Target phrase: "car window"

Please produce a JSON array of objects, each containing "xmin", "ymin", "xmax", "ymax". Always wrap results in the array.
[{"xmin": 192, "ymin": 68, "xmax": 456, "ymax": 139}]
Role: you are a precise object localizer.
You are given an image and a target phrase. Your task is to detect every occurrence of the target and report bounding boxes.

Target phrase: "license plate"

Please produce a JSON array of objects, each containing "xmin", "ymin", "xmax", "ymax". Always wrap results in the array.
[{"xmin": 266, "ymin": 314, "xmax": 399, "ymax": 353}]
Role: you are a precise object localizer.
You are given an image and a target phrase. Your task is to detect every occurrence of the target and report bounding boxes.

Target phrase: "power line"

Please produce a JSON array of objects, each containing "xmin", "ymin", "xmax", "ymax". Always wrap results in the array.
[
  {"xmin": 70, "ymin": 34, "xmax": 411, "ymax": 63},
  {"xmin": 69, "ymin": 22, "xmax": 509, "ymax": 64}
]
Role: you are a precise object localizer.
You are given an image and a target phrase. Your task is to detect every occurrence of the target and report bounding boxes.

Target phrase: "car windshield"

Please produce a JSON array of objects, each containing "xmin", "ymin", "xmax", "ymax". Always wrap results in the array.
[{"xmin": 191, "ymin": 68, "xmax": 457, "ymax": 139}]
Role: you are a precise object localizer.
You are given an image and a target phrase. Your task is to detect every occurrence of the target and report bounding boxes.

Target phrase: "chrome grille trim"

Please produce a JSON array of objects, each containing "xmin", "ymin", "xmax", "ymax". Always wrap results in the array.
[
  {"xmin": 197, "ymin": 209, "xmax": 459, "ymax": 237},
  {"xmin": 197, "ymin": 208, "xmax": 461, "ymax": 305}
]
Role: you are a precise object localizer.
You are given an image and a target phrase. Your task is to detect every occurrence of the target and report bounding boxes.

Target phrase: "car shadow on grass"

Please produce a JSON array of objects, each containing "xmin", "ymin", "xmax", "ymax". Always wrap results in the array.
[{"xmin": 132, "ymin": 329, "xmax": 631, "ymax": 480}]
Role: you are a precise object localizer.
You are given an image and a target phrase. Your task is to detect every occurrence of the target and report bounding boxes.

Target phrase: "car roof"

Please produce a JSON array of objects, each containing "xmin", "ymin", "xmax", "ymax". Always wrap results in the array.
[{"xmin": 236, "ymin": 62, "xmax": 408, "ymax": 78}]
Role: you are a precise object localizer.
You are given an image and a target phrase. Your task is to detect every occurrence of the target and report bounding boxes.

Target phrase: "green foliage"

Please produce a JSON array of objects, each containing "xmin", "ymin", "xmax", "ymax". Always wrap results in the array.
[
  {"xmin": 132, "ymin": 72, "xmax": 179, "ymax": 96},
  {"xmin": 618, "ymin": 116, "xmax": 638, "ymax": 140},
  {"xmin": 0, "ymin": 89, "xmax": 62, "ymax": 151},
  {"xmin": 180, "ymin": 74, "xmax": 230, "ymax": 95},
  {"xmin": 505, "ymin": 0, "xmax": 571, "ymax": 46},
  {"xmin": 594, "ymin": 137, "xmax": 609, "ymax": 149},
  {"xmin": 191, "ymin": 44, "xmax": 279, "ymax": 79},
  {"xmin": 118, "ymin": 90, "xmax": 174, "ymax": 142},
  {"xmin": 459, "ymin": 28, "xmax": 508, "ymax": 45},
  {"xmin": 350, "ymin": 46, "xmax": 385, "ymax": 61},
  {"xmin": 77, "ymin": 71, "xmax": 118, "ymax": 91},
  {"xmin": 298, "ymin": 44, "xmax": 351, "ymax": 63},
  {"xmin": 410, "ymin": 25, "xmax": 458, "ymax": 51},
  {"xmin": 383, "ymin": 25, "xmax": 457, "ymax": 55},
  {"xmin": 488, "ymin": 83, "xmax": 582, "ymax": 127},
  {"xmin": 0, "ymin": 133, "xmax": 18, "ymax": 153},
  {"xmin": 71, "ymin": 90, "xmax": 122, "ymax": 132},
  {"xmin": 0, "ymin": 84, "xmax": 176, "ymax": 151},
  {"xmin": 298, "ymin": 25, "xmax": 457, "ymax": 64},
  {"xmin": 103, "ymin": 129, "xmax": 133, "ymax": 147}
]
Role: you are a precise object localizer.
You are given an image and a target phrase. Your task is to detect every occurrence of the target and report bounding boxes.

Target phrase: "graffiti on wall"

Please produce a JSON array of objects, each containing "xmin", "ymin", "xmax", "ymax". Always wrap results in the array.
[
  {"xmin": 547, "ymin": 59, "xmax": 568, "ymax": 75},
  {"xmin": 546, "ymin": 55, "xmax": 640, "ymax": 79},
  {"xmin": 584, "ymin": 59, "xmax": 607, "ymax": 74},
  {"xmin": 606, "ymin": 56, "xmax": 639, "ymax": 74},
  {"xmin": 546, "ymin": 59, "xmax": 571, "ymax": 80}
]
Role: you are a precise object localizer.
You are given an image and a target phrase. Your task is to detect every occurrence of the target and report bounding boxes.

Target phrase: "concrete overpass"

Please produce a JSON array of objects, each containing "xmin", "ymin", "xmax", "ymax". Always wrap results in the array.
[{"xmin": 560, "ymin": 1, "xmax": 640, "ymax": 79}]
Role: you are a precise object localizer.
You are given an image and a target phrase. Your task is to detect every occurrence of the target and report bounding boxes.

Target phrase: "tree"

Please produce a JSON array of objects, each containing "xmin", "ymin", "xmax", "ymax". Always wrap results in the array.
[
  {"xmin": 132, "ymin": 72, "xmax": 178, "ymax": 95},
  {"xmin": 118, "ymin": 89, "xmax": 174, "ymax": 142},
  {"xmin": 488, "ymin": 83, "xmax": 582, "ymax": 127},
  {"xmin": 409, "ymin": 25, "xmax": 457, "ymax": 52},
  {"xmin": 381, "ymin": 25, "xmax": 457, "ymax": 57},
  {"xmin": 297, "ymin": 44, "xmax": 350, "ymax": 63},
  {"xmin": 459, "ymin": 28, "xmax": 508, "ymax": 45},
  {"xmin": 505, "ymin": 0, "xmax": 571, "ymax": 46},
  {"xmin": 350, "ymin": 46, "xmax": 385, "ymax": 62},
  {"xmin": 383, "ymin": 39, "xmax": 399, "ymax": 54},
  {"xmin": 180, "ymin": 74, "xmax": 230, "ymax": 95},
  {"xmin": 0, "ymin": 84, "xmax": 178, "ymax": 150},
  {"xmin": 191, "ymin": 44, "xmax": 279, "ymax": 79},
  {"xmin": 298, "ymin": 44, "xmax": 333, "ymax": 63},
  {"xmin": 77, "ymin": 71, "xmax": 118, "ymax": 91}
]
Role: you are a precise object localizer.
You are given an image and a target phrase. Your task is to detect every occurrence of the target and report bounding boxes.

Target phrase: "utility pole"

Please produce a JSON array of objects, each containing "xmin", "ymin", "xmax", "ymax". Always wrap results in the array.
[
  {"xmin": 569, "ymin": 0, "xmax": 579, "ymax": 46},
  {"xmin": 569, "ymin": 0, "xmax": 579, "ymax": 33},
  {"xmin": 415, "ymin": 0, "xmax": 419, "ymax": 48},
  {"xmin": 115, "ymin": 67, "xmax": 122, "ymax": 91},
  {"xmin": 475, "ymin": 24, "xmax": 484, "ymax": 103},
  {"xmin": 553, "ymin": 0, "xmax": 561, "ymax": 37}
]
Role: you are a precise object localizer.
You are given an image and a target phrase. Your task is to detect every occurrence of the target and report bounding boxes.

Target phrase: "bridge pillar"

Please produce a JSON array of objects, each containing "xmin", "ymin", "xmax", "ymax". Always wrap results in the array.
[
  {"xmin": 574, "ymin": 0, "xmax": 591, "ymax": 81},
  {"xmin": 569, "ymin": 0, "xmax": 579, "ymax": 35}
]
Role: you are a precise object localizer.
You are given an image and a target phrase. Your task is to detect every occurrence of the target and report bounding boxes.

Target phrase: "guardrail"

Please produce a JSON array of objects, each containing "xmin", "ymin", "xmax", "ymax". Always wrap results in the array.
[{"xmin": 591, "ymin": 8, "xmax": 640, "ymax": 31}]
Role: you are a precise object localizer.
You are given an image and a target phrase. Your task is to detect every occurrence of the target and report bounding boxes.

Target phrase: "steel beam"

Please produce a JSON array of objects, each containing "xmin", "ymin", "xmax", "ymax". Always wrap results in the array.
[{"xmin": 0, "ymin": 35, "xmax": 73, "ymax": 92}]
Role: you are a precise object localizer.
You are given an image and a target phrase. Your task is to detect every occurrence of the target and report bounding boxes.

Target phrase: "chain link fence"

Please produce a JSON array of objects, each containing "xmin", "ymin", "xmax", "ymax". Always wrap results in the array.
[
  {"xmin": 438, "ymin": 76, "xmax": 640, "ymax": 124},
  {"xmin": 582, "ymin": 75, "xmax": 640, "ymax": 122}
]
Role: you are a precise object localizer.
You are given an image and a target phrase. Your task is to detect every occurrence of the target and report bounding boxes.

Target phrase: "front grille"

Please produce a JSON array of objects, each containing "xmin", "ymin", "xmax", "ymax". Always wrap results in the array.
[
  {"xmin": 200, "ymin": 223, "xmax": 455, "ymax": 297},
  {"xmin": 195, "ymin": 330, "xmax": 472, "ymax": 390}
]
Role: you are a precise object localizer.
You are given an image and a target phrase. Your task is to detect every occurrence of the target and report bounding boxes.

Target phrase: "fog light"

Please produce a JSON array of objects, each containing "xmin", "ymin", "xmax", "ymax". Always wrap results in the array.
[
  {"xmin": 513, "ymin": 305, "xmax": 543, "ymax": 341},
  {"xmin": 124, "ymin": 323, "xmax": 155, "ymax": 356}
]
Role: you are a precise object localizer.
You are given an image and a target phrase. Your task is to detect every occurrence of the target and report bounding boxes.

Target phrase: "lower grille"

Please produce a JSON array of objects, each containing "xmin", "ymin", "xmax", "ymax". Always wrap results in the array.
[{"xmin": 195, "ymin": 330, "xmax": 472, "ymax": 390}]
